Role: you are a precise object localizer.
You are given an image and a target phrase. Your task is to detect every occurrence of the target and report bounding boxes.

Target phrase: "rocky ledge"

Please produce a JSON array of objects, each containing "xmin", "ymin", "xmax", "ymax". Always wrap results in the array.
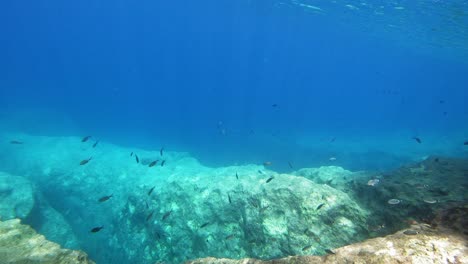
[
  {"xmin": 0, "ymin": 219, "xmax": 94, "ymax": 264},
  {"xmin": 186, "ymin": 222, "xmax": 468, "ymax": 264}
]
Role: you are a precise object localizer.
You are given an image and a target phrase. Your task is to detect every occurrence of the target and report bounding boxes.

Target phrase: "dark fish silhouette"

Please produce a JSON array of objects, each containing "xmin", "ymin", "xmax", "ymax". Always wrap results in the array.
[
  {"xmin": 272, "ymin": 103, "xmax": 278, "ymax": 107},
  {"xmin": 288, "ymin": 162, "xmax": 293, "ymax": 169},
  {"xmin": 236, "ymin": 172, "xmax": 239, "ymax": 180},
  {"xmin": 302, "ymin": 245, "xmax": 312, "ymax": 251},
  {"xmin": 10, "ymin": 140, "xmax": 23, "ymax": 144},
  {"xmin": 146, "ymin": 211, "xmax": 154, "ymax": 222},
  {"xmin": 263, "ymin": 161, "xmax": 272, "ymax": 166},
  {"xmin": 135, "ymin": 155, "xmax": 139, "ymax": 163},
  {"xmin": 160, "ymin": 147, "xmax": 164, "ymax": 156},
  {"xmin": 162, "ymin": 210, "xmax": 172, "ymax": 220},
  {"xmin": 325, "ymin": 249, "xmax": 335, "ymax": 254},
  {"xmin": 258, "ymin": 170, "xmax": 263, "ymax": 174},
  {"xmin": 82, "ymin": 136, "xmax": 92, "ymax": 142},
  {"xmin": 412, "ymin": 137, "xmax": 422, "ymax": 143},
  {"xmin": 130, "ymin": 152, "xmax": 133, "ymax": 156},
  {"xmin": 200, "ymin": 222, "xmax": 210, "ymax": 228},
  {"xmin": 92, "ymin": 141, "xmax": 99, "ymax": 148},
  {"xmin": 316, "ymin": 203, "xmax": 325, "ymax": 210},
  {"xmin": 464, "ymin": 141, "xmax": 468, "ymax": 145},
  {"xmin": 148, "ymin": 160, "xmax": 159, "ymax": 167},
  {"xmin": 161, "ymin": 160, "xmax": 166, "ymax": 167},
  {"xmin": 80, "ymin": 157, "xmax": 92, "ymax": 165},
  {"xmin": 90, "ymin": 226, "xmax": 103, "ymax": 233},
  {"xmin": 225, "ymin": 234, "xmax": 235, "ymax": 240},
  {"xmin": 266, "ymin": 176, "xmax": 274, "ymax": 183},
  {"xmin": 98, "ymin": 194, "xmax": 113, "ymax": 202},
  {"xmin": 228, "ymin": 194, "xmax": 232, "ymax": 204},
  {"xmin": 434, "ymin": 158, "xmax": 439, "ymax": 163},
  {"xmin": 148, "ymin": 186, "xmax": 155, "ymax": 196},
  {"xmin": 145, "ymin": 201, "xmax": 149, "ymax": 209},
  {"xmin": 330, "ymin": 137, "xmax": 336, "ymax": 142}
]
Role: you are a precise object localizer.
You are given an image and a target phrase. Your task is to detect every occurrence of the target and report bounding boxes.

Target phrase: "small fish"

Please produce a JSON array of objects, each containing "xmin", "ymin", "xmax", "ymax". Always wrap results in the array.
[
  {"xmin": 266, "ymin": 176, "xmax": 274, "ymax": 183},
  {"xmin": 98, "ymin": 194, "xmax": 113, "ymax": 202},
  {"xmin": 82, "ymin": 136, "xmax": 92, "ymax": 142},
  {"xmin": 367, "ymin": 179, "xmax": 380, "ymax": 186},
  {"xmin": 135, "ymin": 155, "xmax": 139, "ymax": 163},
  {"xmin": 225, "ymin": 234, "xmax": 235, "ymax": 240},
  {"xmin": 148, "ymin": 160, "xmax": 159, "ymax": 167},
  {"xmin": 302, "ymin": 245, "xmax": 312, "ymax": 251},
  {"xmin": 464, "ymin": 141, "xmax": 468, "ymax": 146},
  {"xmin": 288, "ymin": 162, "xmax": 293, "ymax": 169},
  {"xmin": 148, "ymin": 186, "xmax": 156, "ymax": 196},
  {"xmin": 271, "ymin": 103, "xmax": 278, "ymax": 107},
  {"xmin": 162, "ymin": 210, "xmax": 172, "ymax": 220},
  {"xmin": 263, "ymin": 161, "xmax": 272, "ymax": 166},
  {"xmin": 316, "ymin": 203, "xmax": 325, "ymax": 210},
  {"xmin": 160, "ymin": 147, "xmax": 164, "ymax": 156},
  {"xmin": 130, "ymin": 152, "xmax": 134, "ymax": 156},
  {"xmin": 200, "ymin": 222, "xmax": 211, "ymax": 228},
  {"xmin": 329, "ymin": 157, "xmax": 337, "ymax": 161},
  {"xmin": 236, "ymin": 172, "xmax": 239, "ymax": 180},
  {"xmin": 146, "ymin": 201, "xmax": 149, "ymax": 209},
  {"xmin": 10, "ymin": 140, "xmax": 23, "ymax": 144},
  {"xmin": 146, "ymin": 211, "xmax": 154, "ymax": 221},
  {"xmin": 161, "ymin": 160, "xmax": 166, "ymax": 167},
  {"xmin": 80, "ymin": 157, "xmax": 92, "ymax": 165},
  {"xmin": 90, "ymin": 226, "xmax": 103, "ymax": 233},
  {"xmin": 330, "ymin": 137, "xmax": 336, "ymax": 142},
  {"xmin": 412, "ymin": 137, "xmax": 422, "ymax": 143},
  {"xmin": 325, "ymin": 249, "xmax": 335, "ymax": 255},
  {"xmin": 258, "ymin": 170, "xmax": 263, "ymax": 174},
  {"xmin": 434, "ymin": 158, "xmax": 439, "ymax": 162},
  {"xmin": 92, "ymin": 141, "xmax": 99, "ymax": 148},
  {"xmin": 228, "ymin": 194, "xmax": 232, "ymax": 204}
]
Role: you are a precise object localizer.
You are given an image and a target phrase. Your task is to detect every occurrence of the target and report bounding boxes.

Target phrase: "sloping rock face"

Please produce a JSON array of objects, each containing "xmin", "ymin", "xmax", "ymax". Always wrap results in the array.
[
  {"xmin": 0, "ymin": 219, "xmax": 94, "ymax": 264},
  {"xmin": 0, "ymin": 172, "xmax": 34, "ymax": 220},
  {"xmin": 186, "ymin": 223, "xmax": 468, "ymax": 264}
]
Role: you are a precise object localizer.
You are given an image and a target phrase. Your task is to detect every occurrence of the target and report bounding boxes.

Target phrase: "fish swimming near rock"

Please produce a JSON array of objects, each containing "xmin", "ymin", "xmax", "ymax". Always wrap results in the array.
[
  {"xmin": 90, "ymin": 226, "xmax": 103, "ymax": 233},
  {"xmin": 161, "ymin": 160, "xmax": 166, "ymax": 167},
  {"xmin": 10, "ymin": 140, "xmax": 23, "ymax": 144},
  {"xmin": 302, "ymin": 245, "xmax": 312, "ymax": 251},
  {"xmin": 200, "ymin": 222, "xmax": 211, "ymax": 228},
  {"xmin": 92, "ymin": 141, "xmax": 99, "ymax": 148},
  {"xmin": 160, "ymin": 147, "xmax": 164, "ymax": 156},
  {"xmin": 263, "ymin": 161, "xmax": 272, "ymax": 166},
  {"xmin": 367, "ymin": 179, "xmax": 380, "ymax": 186},
  {"xmin": 236, "ymin": 172, "xmax": 239, "ymax": 180},
  {"xmin": 146, "ymin": 211, "xmax": 154, "ymax": 222},
  {"xmin": 135, "ymin": 154, "xmax": 139, "ymax": 163},
  {"xmin": 82, "ymin": 136, "xmax": 92, "ymax": 142},
  {"xmin": 228, "ymin": 193, "xmax": 232, "ymax": 204},
  {"xmin": 258, "ymin": 170, "xmax": 263, "ymax": 174},
  {"xmin": 266, "ymin": 176, "xmax": 274, "ymax": 183},
  {"xmin": 130, "ymin": 152, "xmax": 133, "ymax": 156},
  {"xmin": 98, "ymin": 194, "xmax": 113, "ymax": 202},
  {"xmin": 288, "ymin": 162, "xmax": 293, "ymax": 169},
  {"xmin": 412, "ymin": 137, "xmax": 422, "ymax": 143},
  {"xmin": 148, "ymin": 186, "xmax": 156, "ymax": 196},
  {"xmin": 80, "ymin": 157, "xmax": 92, "ymax": 165},
  {"xmin": 225, "ymin": 234, "xmax": 235, "ymax": 240},
  {"xmin": 162, "ymin": 210, "xmax": 172, "ymax": 220},
  {"xmin": 316, "ymin": 203, "xmax": 325, "ymax": 210},
  {"xmin": 148, "ymin": 160, "xmax": 159, "ymax": 167}
]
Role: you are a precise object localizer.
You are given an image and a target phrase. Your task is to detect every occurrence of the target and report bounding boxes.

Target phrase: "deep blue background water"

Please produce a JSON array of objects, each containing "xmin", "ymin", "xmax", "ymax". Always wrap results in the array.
[{"xmin": 1, "ymin": 0, "xmax": 467, "ymax": 170}]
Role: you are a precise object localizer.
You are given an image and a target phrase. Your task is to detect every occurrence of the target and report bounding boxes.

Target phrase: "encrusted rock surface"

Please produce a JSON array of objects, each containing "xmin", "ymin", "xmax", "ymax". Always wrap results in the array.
[
  {"xmin": 0, "ymin": 172, "xmax": 34, "ymax": 220},
  {"xmin": 0, "ymin": 218, "xmax": 94, "ymax": 264},
  {"xmin": 186, "ymin": 223, "xmax": 468, "ymax": 264}
]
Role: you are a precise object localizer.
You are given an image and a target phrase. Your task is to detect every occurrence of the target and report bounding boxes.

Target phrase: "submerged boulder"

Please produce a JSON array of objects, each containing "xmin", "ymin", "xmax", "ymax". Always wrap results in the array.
[
  {"xmin": 186, "ymin": 223, "xmax": 468, "ymax": 264},
  {"xmin": 0, "ymin": 172, "xmax": 34, "ymax": 220},
  {"xmin": 0, "ymin": 219, "xmax": 94, "ymax": 263}
]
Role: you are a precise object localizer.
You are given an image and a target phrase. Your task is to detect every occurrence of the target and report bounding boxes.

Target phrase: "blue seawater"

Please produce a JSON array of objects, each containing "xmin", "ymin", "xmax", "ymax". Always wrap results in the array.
[{"xmin": 0, "ymin": 0, "xmax": 467, "ymax": 263}]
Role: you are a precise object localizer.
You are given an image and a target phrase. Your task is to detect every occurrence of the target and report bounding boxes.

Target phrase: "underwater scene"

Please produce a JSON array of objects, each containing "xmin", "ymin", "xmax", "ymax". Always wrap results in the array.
[{"xmin": 0, "ymin": 0, "xmax": 467, "ymax": 263}]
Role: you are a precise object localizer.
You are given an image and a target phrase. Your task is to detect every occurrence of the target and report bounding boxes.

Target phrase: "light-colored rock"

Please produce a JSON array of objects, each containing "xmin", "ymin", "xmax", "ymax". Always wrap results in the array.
[
  {"xmin": 0, "ymin": 218, "xmax": 94, "ymax": 264},
  {"xmin": 186, "ymin": 224, "xmax": 468, "ymax": 264}
]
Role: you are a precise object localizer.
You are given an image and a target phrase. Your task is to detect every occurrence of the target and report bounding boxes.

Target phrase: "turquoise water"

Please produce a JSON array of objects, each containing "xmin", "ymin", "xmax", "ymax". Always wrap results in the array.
[{"xmin": 0, "ymin": 0, "xmax": 467, "ymax": 263}]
